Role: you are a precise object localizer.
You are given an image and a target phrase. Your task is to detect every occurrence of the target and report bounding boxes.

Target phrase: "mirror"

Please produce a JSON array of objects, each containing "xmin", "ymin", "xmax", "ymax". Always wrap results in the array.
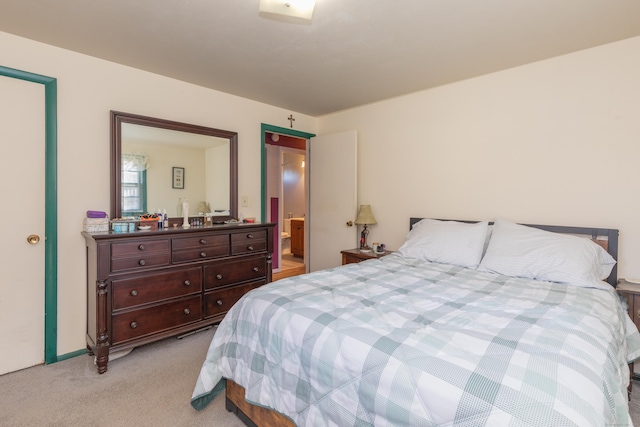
[{"xmin": 111, "ymin": 111, "xmax": 238, "ymax": 221}]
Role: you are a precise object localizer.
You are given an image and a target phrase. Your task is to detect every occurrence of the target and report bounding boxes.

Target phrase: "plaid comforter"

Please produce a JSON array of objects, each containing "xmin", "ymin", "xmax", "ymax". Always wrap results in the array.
[{"xmin": 191, "ymin": 255, "xmax": 640, "ymax": 426}]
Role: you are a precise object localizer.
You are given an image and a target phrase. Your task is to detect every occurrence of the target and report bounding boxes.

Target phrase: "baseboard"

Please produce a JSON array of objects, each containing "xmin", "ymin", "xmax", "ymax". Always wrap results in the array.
[{"xmin": 53, "ymin": 348, "xmax": 87, "ymax": 363}]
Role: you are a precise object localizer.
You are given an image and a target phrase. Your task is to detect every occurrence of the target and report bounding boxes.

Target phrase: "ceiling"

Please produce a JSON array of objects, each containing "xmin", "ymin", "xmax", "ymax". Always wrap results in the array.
[{"xmin": 1, "ymin": 1, "xmax": 640, "ymax": 116}]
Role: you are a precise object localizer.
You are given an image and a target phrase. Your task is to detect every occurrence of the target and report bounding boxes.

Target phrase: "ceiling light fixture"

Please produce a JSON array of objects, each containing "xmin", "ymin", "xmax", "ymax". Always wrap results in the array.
[{"xmin": 259, "ymin": 0, "xmax": 316, "ymax": 23}]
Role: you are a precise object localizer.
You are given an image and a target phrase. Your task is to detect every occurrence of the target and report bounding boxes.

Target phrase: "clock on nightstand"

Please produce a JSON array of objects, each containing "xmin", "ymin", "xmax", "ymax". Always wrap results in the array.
[{"xmin": 341, "ymin": 248, "xmax": 393, "ymax": 265}]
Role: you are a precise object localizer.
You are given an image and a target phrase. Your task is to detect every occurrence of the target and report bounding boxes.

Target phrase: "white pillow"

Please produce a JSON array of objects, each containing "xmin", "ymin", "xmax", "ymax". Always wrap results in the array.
[
  {"xmin": 398, "ymin": 219, "xmax": 489, "ymax": 269},
  {"xmin": 478, "ymin": 218, "xmax": 616, "ymax": 289}
]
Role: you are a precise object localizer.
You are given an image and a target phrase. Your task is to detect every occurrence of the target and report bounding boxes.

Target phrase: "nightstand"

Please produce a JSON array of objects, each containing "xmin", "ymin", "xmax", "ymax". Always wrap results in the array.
[
  {"xmin": 617, "ymin": 279, "xmax": 640, "ymax": 395},
  {"xmin": 617, "ymin": 279, "xmax": 640, "ymax": 332},
  {"xmin": 341, "ymin": 248, "xmax": 392, "ymax": 265}
]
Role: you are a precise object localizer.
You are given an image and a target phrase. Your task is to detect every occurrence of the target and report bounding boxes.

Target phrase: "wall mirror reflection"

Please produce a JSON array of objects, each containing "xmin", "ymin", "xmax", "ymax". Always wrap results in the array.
[{"xmin": 111, "ymin": 111, "xmax": 238, "ymax": 221}]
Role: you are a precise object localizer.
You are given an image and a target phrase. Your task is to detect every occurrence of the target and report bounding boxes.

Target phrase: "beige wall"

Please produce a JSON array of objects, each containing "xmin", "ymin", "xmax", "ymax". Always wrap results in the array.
[
  {"xmin": 318, "ymin": 36, "xmax": 640, "ymax": 280},
  {"xmin": 4, "ymin": 28, "xmax": 640, "ymax": 356},
  {"xmin": 0, "ymin": 31, "xmax": 315, "ymax": 355}
]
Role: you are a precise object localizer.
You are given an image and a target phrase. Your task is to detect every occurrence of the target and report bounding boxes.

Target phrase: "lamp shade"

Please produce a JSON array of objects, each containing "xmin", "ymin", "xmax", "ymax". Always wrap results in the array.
[
  {"xmin": 355, "ymin": 205, "xmax": 377, "ymax": 225},
  {"xmin": 197, "ymin": 201, "xmax": 210, "ymax": 214}
]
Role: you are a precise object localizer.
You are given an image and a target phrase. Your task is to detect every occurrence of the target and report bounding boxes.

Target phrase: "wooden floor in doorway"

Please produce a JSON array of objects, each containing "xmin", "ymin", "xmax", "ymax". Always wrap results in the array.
[{"xmin": 273, "ymin": 253, "xmax": 305, "ymax": 281}]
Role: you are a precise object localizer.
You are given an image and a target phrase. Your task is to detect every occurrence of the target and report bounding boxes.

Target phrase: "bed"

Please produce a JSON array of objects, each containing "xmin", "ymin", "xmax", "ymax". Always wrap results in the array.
[{"xmin": 191, "ymin": 217, "xmax": 640, "ymax": 426}]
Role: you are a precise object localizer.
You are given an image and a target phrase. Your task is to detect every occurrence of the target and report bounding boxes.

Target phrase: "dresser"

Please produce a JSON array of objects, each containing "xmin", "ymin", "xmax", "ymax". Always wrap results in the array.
[{"xmin": 83, "ymin": 223, "xmax": 275, "ymax": 374}]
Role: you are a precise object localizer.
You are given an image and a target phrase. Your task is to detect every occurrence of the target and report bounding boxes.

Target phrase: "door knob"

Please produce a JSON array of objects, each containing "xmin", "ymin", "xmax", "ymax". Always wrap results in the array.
[
  {"xmin": 346, "ymin": 221, "xmax": 353, "ymax": 227},
  {"xmin": 27, "ymin": 234, "xmax": 40, "ymax": 244}
]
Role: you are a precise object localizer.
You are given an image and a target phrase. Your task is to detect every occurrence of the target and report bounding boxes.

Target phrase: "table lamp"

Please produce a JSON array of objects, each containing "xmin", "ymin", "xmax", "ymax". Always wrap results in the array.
[{"xmin": 355, "ymin": 204, "xmax": 377, "ymax": 252}]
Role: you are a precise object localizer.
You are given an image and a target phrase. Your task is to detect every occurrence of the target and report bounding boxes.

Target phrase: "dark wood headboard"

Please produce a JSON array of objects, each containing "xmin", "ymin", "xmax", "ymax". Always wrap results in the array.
[{"xmin": 409, "ymin": 218, "xmax": 619, "ymax": 287}]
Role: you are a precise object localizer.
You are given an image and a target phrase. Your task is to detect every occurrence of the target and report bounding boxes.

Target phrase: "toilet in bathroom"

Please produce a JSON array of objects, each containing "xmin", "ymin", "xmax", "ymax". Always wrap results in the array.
[{"xmin": 281, "ymin": 218, "xmax": 291, "ymax": 254}]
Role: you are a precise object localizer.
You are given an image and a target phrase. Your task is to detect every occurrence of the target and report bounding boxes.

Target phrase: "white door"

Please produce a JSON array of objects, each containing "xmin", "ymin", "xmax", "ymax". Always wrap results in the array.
[
  {"xmin": 0, "ymin": 76, "xmax": 46, "ymax": 374},
  {"xmin": 307, "ymin": 130, "xmax": 358, "ymax": 272}
]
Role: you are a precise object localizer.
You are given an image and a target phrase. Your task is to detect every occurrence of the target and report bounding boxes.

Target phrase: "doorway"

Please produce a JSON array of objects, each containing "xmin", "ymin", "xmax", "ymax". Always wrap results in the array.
[
  {"xmin": 262, "ymin": 125, "xmax": 313, "ymax": 281},
  {"xmin": 0, "ymin": 65, "xmax": 58, "ymax": 373}
]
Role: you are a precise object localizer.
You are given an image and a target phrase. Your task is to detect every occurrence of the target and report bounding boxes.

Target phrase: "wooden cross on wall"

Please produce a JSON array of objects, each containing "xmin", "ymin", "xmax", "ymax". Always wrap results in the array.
[{"xmin": 287, "ymin": 114, "xmax": 295, "ymax": 128}]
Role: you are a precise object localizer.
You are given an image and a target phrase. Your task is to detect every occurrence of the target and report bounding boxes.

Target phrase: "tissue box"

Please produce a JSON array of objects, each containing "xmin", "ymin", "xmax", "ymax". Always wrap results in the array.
[{"xmin": 83, "ymin": 217, "xmax": 109, "ymax": 233}]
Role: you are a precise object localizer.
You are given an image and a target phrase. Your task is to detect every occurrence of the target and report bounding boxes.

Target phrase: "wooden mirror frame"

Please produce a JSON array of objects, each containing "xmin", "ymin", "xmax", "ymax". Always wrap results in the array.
[{"xmin": 110, "ymin": 111, "xmax": 238, "ymax": 221}]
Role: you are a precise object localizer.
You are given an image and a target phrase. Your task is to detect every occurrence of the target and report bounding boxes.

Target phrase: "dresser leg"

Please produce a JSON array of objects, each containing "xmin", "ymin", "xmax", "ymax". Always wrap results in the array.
[
  {"xmin": 86, "ymin": 344, "xmax": 94, "ymax": 356},
  {"xmin": 95, "ymin": 279, "xmax": 110, "ymax": 374},
  {"xmin": 95, "ymin": 345, "xmax": 109, "ymax": 374}
]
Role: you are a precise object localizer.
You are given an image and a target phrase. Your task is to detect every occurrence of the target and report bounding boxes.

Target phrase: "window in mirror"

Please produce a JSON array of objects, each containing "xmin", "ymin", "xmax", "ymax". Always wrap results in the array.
[{"xmin": 122, "ymin": 153, "xmax": 148, "ymax": 216}]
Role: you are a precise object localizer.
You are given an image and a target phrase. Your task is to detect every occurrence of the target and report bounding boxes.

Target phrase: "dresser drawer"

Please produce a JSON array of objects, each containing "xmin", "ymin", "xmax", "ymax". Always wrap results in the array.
[
  {"xmin": 112, "ymin": 239, "xmax": 170, "ymax": 257},
  {"xmin": 231, "ymin": 240, "xmax": 267, "ymax": 255},
  {"xmin": 172, "ymin": 246, "xmax": 230, "ymax": 263},
  {"xmin": 111, "ymin": 295, "xmax": 202, "ymax": 344},
  {"xmin": 204, "ymin": 256, "xmax": 267, "ymax": 289},
  {"xmin": 112, "ymin": 268, "xmax": 202, "ymax": 310},
  {"xmin": 172, "ymin": 233, "xmax": 229, "ymax": 250},
  {"xmin": 111, "ymin": 253, "xmax": 171, "ymax": 272},
  {"xmin": 231, "ymin": 230, "xmax": 267, "ymax": 244},
  {"xmin": 204, "ymin": 281, "xmax": 263, "ymax": 318}
]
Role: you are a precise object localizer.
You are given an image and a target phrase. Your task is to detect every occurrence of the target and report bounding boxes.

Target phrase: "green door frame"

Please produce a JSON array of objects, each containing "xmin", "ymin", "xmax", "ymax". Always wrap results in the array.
[
  {"xmin": 0, "ymin": 65, "xmax": 58, "ymax": 364},
  {"xmin": 260, "ymin": 123, "xmax": 315, "ymax": 222}
]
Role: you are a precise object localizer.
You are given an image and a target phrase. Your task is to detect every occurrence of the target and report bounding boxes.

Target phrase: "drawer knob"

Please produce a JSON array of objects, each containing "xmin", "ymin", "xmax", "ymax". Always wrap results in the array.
[
  {"xmin": 138, "ymin": 244, "xmax": 146, "ymax": 251},
  {"xmin": 200, "ymin": 252, "xmax": 207, "ymax": 258},
  {"xmin": 216, "ymin": 299, "xmax": 223, "ymax": 306},
  {"xmin": 253, "ymin": 267, "xmax": 259, "ymax": 272},
  {"xmin": 247, "ymin": 245, "xmax": 254, "ymax": 251},
  {"xmin": 138, "ymin": 259, "xmax": 146, "ymax": 266},
  {"xmin": 130, "ymin": 290, "xmax": 138, "ymax": 297},
  {"xmin": 184, "ymin": 280, "xmax": 191, "ymax": 286},
  {"xmin": 184, "ymin": 308, "xmax": 191, "ymax": 315},
  {"xmin": 637, "ymin": 309, "xmax": 640, "ymax": 319},
  {"xmin": 247, "ymin": 234, "xmax": 254, "ymax": 239},
  {"xmin": 199, "ymin": 239, "xmax": 206, "ymax": 244},
  {"xmin": 216, "ymin": 274, "xmax": 223, "ymax": 280},
  {"xmin": 130, "ymin": 322, "xmax": 138, "ymax": 329}
]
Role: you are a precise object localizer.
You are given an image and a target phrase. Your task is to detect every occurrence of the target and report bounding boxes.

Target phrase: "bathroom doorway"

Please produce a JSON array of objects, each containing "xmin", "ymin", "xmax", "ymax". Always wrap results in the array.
[{"xmin": 264, "ymin": 130, "xmax": 308, "ymax": 280}]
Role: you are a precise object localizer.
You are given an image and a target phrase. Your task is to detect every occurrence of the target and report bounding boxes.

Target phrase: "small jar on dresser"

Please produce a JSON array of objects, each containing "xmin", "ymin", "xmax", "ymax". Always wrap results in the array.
[{"xmin": 83, "ymin": 223, "xmax": 275, "ymax": 374}]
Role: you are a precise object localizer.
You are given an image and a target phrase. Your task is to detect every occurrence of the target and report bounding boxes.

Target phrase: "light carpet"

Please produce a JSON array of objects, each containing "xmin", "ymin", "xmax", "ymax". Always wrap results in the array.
[
  {"xmin": 1, "ymin": 325, "xmax": 639, "ymax": 426},
  {"xmin": 0, "ymin": 326, "xmax": 242, "ymax": 427}
]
